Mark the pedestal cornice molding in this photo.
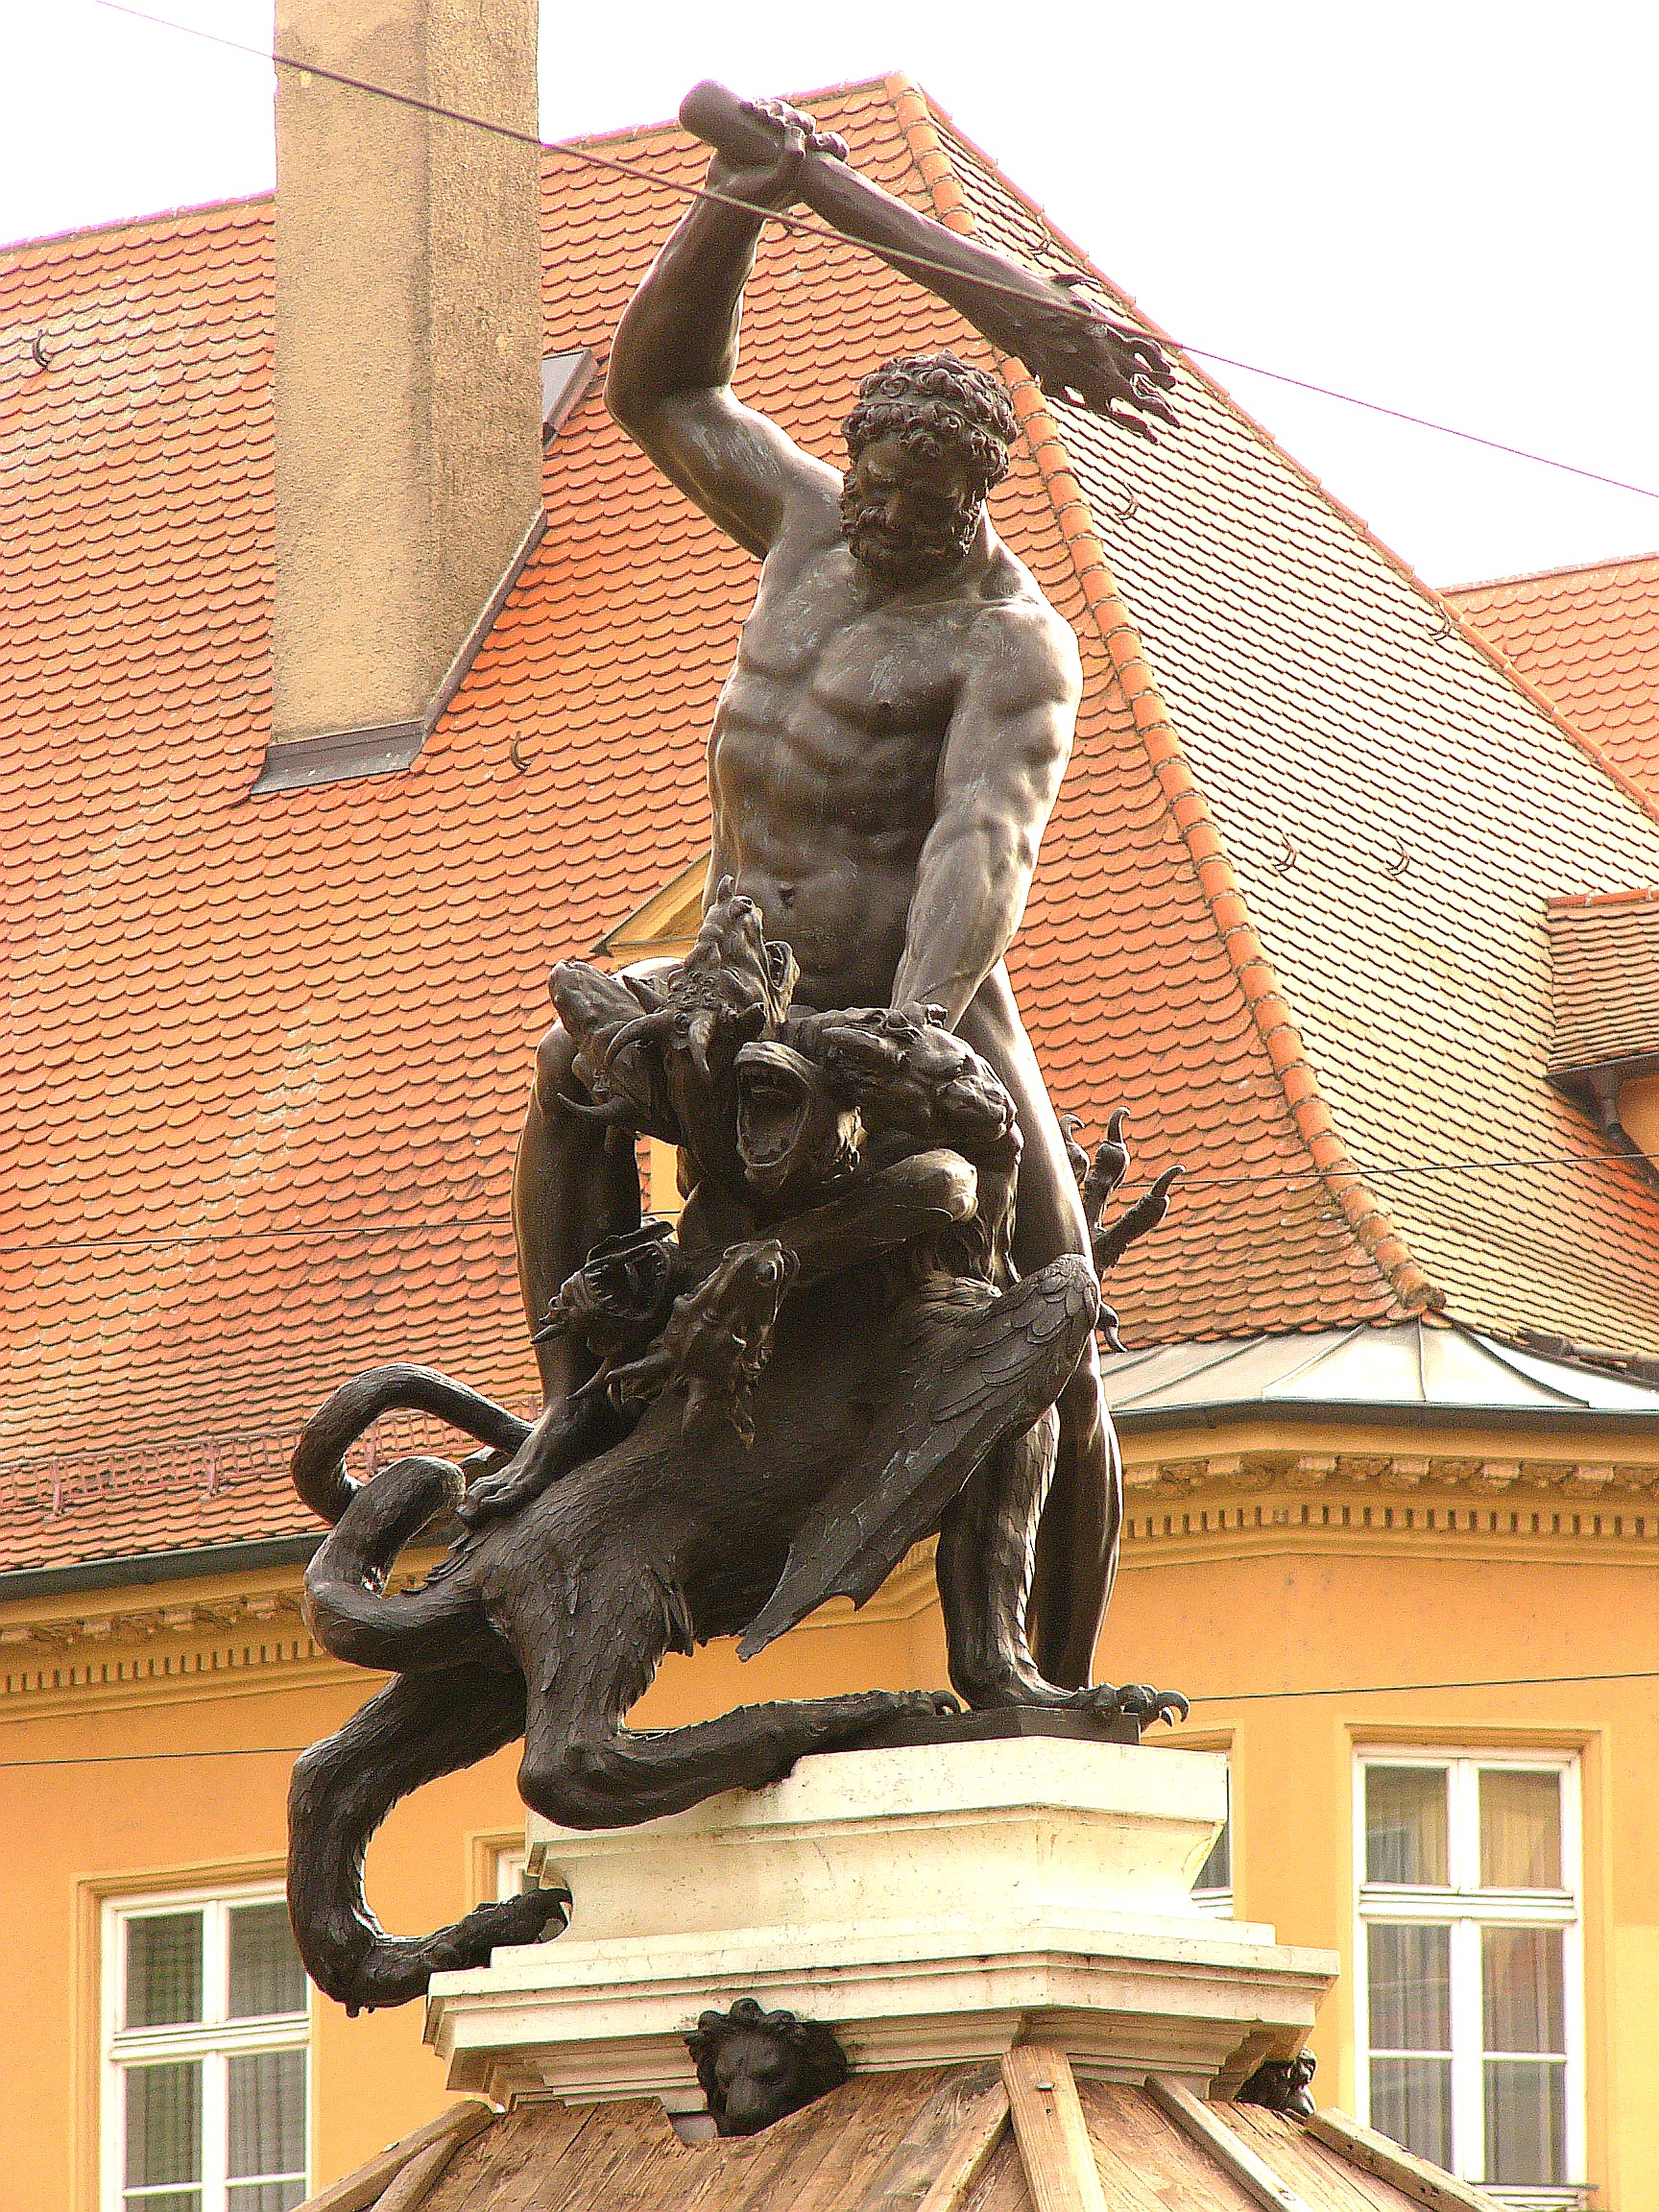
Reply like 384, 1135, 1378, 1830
425, 1739, 1336, 2113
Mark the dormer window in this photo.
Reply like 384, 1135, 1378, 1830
1546, 889, 1659, 1167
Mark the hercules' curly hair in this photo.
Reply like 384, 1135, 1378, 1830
843, 353, 1019, 504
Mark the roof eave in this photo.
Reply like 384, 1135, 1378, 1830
1111, 1395, 1659, 1439
0, 1531, 321, 1605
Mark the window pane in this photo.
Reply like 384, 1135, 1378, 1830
124, 2197, 201, 2212
125, 2060, 201, 2187
1480, 1769, 1562, 1889
1485, 2057, 1567, 2184
228, 2186, 306, 2212
125, 1913, 204, 2029
228, 2050, 306, 2182
1369, 2056, 1453, 2168
1365, 1767, 1449, 1885
228, 1904, 308, 2019
1368, 1923, 1451, 2051
1194, 1814, 1231, 1893
1483, 1926, 1565, 2054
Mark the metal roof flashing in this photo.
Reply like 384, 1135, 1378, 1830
1103, 1319, 1659, 1429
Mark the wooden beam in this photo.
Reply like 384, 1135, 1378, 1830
1001, 2045, 1107, 2212
1303, 2108, 1505, 2211
849, 2065, 1010, 2212
914, 2081, 1012, 2212
1144, 2077, 1317, 2212
374, 2133, 469, 2212
295, 2100, 497, 2212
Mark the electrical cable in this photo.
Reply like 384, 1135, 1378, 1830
84, 0, 1659, 505
2, 1150, 1652, 1256
2, 1665, 1657, 1767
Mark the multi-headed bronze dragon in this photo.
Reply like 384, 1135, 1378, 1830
285, 895, 1181, 2012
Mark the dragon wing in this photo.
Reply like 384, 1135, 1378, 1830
736, 1254, 1099, 1659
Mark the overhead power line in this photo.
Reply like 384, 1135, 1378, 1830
1, 1664, 1655, 1769
2, 1148, 1652, 1256
85, 0, 1659, 506
6, 1150, 1654, 1256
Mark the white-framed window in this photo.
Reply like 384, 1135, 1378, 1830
494, 1845, 528, 1902
102, 1885, 309, 2212
1191, 1763, 1233, 1917
1354, 1749, 1586, 2209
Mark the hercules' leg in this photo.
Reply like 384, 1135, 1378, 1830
512, 1019, 643, 1403
287, 1663, 561, 2013
936, 1411, 1057, 1707
957, 965, 1119, 1689
517, 1561, 956, 1831
936, 1415, 1181, 1727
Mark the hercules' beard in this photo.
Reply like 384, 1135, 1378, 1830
838, 475, 980, 587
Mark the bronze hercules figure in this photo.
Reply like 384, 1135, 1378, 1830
283, 90, 1184, 2017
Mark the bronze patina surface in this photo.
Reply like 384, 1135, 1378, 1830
284, 93, 1184, 2018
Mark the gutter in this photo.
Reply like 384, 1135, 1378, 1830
1110, 1396, 1659, 1439
0, 1532, 322, 1605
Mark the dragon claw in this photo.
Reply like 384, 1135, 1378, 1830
1109, 1683, 1190, 1728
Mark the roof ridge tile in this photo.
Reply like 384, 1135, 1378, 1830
1447, 549, 1659, 599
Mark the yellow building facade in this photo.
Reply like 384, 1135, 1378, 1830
7, 1383, 1659, 2210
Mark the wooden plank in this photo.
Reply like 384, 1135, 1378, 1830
1000, 2046, 1107, 2212
843, 2067, 1005, 2212
1221, 2107, 1416, 2212
554, 2100, 694, 2212
374, 2136, 468, 2212
687, 2101, 835, 2212
1144, 2078, 1319, 2212
958, 2133, 1033, 2212
1303, 2109, 1506, 2212
785, 2071, 946, 2212
421, 2104, 594, 2212
662, 2075, 894, 2212
296, 2099, 498, 2212
914, 2081, 1011, 2212
1078, 2082, 1260, 2212
534, 2097, 682, 2212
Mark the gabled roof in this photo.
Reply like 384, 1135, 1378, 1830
1448, 552, 1659, 805
6, 78, 1659, 1579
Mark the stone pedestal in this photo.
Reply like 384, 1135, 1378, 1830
425, 1737, 1336, 2112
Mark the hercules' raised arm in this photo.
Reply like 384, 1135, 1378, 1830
679, 83, 1178, 440
604, 99, 847, 557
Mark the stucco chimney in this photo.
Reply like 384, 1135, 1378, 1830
261, 0, 543, 792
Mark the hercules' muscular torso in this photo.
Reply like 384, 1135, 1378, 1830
516, 95, 1122, 1692
709, 520, 1064, 1012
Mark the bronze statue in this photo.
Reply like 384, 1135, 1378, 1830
283, 94, 1187, 2018
686, 1998, 851, 2136
287, 899, 1180, 2011
514, 90, 1177, 1691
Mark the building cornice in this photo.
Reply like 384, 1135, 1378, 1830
1120, 1440, 1659, 1570
0, 1541, 943, 1707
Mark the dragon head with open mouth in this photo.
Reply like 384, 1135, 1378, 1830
734, 1041, 864, 1200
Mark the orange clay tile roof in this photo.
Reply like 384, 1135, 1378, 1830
6, 78, 1659, 1578
1449, 553, 1659, 805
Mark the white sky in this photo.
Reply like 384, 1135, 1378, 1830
7, 0, 1655, 588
